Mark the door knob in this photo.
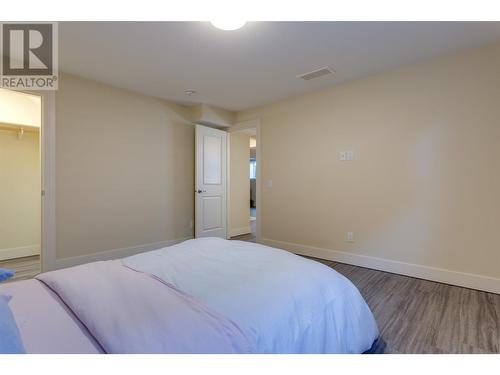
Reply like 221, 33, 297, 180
196, 189, 206, 193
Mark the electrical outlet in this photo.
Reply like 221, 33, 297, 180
347, 231, 354, 242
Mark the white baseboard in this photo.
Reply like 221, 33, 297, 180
229, 226, 252, 237
261, 238, 500, 295
54, 236, 193, 270
0, 245, 40, 261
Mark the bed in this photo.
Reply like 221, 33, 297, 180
0, 237, 379, 354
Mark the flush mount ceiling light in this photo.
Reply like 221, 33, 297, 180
210, 20, 247, 31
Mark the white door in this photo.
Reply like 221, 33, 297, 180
195, 124, 227, 238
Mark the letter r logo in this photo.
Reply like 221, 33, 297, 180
2, 23, 53, 75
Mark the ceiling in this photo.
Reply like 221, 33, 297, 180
59, 22, 500, 111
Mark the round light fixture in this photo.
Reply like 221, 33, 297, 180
210, 20, 247, 31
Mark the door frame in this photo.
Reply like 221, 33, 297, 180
227, 118, 261, 242
1, 89, 56, 272
39, 90, 56, 272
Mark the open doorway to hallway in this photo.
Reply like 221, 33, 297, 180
229, 127, 257, 243
249, 134, 257, 239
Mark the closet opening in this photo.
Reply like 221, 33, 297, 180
0, 88, 42, 281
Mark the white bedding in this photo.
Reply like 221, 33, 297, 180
1, 238, 378, 354
37, 261, 254, 354
124, 237, 379, 353
0, 280, 102, 354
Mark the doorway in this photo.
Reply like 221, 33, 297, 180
0, 89, 42, 280
249, 133, 257, 239
229, 127, 257, 243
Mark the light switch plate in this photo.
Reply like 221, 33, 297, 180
340, 151, 354, 161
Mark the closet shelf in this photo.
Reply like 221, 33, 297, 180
0, 122, 40, 133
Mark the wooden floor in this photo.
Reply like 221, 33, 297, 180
230, 234, 500, 354
0, 255, 40, 282
317, 258, 500, 354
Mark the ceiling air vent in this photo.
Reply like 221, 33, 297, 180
298, 67, 335, 81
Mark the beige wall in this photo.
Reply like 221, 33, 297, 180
192, 104, 235, 128
236, 42, 500, 287
55, 73, 194, 261
0, 130, 40, 259
229, 132, 251, 236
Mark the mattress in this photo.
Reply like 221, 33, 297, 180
0, 279, 102, 354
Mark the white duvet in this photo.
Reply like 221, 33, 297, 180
124, 237, 379, 353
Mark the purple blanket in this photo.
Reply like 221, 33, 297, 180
36, 261, 255, 354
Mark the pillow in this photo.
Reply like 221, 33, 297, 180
0, 295, 26, 354
0, 268, 15, 282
